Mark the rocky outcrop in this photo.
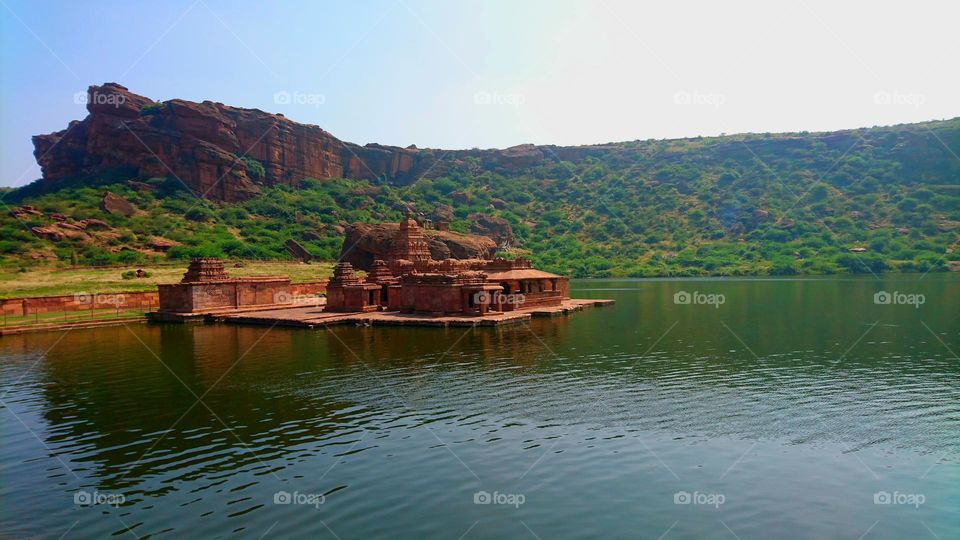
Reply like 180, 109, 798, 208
32, 84, 564, 202
31, 226, 65, 241
339, 222, 497, 270
32, 84, 420, 201
79, 218, 111, 230
10, 205, 44, 220
468, 213, 514, 248
284, 239, 313, 262
148, 237, 180, 251
30, 224, 88, 241
433, 204, 454, 222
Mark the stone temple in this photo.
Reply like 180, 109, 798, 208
326, 215, 569, 316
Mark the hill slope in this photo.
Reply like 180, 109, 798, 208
4, 108, 959, 277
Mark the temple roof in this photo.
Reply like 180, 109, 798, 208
484, 269, 564, 281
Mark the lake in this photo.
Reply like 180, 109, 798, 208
1, 275, 957, 539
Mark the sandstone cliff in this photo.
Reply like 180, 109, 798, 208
33, 84, 588, 202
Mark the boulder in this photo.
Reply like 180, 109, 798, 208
127, 180, 155, 192
31, 226, 64, 241
490, 198, 508, 210
79, 218, 111, 230
148, 236, 180, 251
338, 222, 497, 270
284, 239, 313, 262
100, 191, 135, 216
496, 144, 544, 169
433, 204, 454, 222
11, 205, 44, 219
468, 213, 514, 248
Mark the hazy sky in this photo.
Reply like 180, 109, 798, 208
1, 0, 957, 187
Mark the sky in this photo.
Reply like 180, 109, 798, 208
1, 0, 957, 187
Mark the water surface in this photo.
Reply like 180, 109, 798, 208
1, 275, 958, 538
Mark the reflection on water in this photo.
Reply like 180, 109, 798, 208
0, 275, 957, 538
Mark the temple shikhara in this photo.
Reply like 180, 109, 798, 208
325, 214, 568, 315
154, 214, 608, 326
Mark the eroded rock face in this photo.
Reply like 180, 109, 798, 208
32, 84, 564, 201
339, 222, 497, 270
32, 84, 429, 201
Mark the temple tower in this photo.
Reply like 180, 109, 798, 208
181, 258, 230, 282
389, 214, 432, 265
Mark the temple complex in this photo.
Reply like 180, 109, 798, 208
156, 215, 584, 324
325, 215, 569, 316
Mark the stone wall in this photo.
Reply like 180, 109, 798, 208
0, 281, 328, 318
0, 291, 160, 317
158, 279, 327, 313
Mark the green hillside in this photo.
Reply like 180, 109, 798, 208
3, 119, 959, 277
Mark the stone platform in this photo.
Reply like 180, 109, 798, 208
214, 298, 614, 328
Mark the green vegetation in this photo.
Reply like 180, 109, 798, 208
238, 155, 266, 180
139, 102, 165, 116
3, 119, 959, 278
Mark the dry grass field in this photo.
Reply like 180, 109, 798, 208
0, 261, 334, 299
